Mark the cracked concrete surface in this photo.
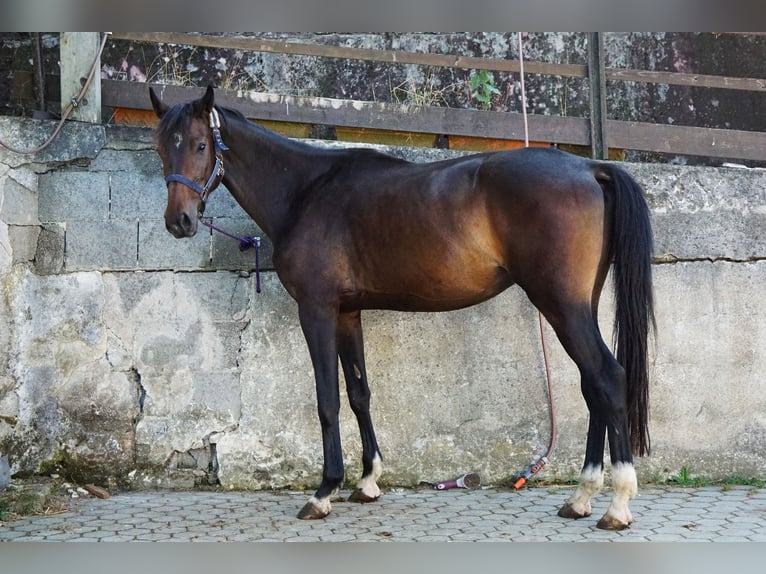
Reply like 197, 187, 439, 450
1, 119, 765, 493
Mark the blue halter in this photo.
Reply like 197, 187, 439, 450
165, 108, 230, 205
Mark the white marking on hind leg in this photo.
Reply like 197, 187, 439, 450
604, 462, 637, 525
356, 452, 383, 499
564, 464, 604, 516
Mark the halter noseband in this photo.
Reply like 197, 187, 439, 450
164, 107, 229, 206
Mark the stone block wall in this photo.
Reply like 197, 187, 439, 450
1, 115, 765, 491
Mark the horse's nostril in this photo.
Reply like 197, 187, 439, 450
166, 221, 183, 238
180, 212, 192, 231
165, 210, 197, 238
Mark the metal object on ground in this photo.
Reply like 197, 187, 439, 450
433, 472, 481, 491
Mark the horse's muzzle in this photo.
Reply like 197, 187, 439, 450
165, 210, 198, 238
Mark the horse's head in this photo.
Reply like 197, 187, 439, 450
150, 85, 226, 238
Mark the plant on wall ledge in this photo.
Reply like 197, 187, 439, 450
469, 69, 501, 110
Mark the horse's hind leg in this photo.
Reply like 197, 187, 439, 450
557, 419, 606, 520
541, 305, 636, 530
337, 311, 383, 503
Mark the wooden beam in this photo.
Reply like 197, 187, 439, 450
110, 32, 588, 78
607, 120, 766, 161
588, 33, 608, 160
103, 80, 591, 145
59, 32, 101, 123
605, 68, 766, 92
104, 81, 766, 161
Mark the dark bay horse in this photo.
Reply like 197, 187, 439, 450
149, 86, 654, 530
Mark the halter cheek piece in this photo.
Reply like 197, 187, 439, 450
164, 107, 230, 208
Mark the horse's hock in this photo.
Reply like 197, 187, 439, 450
1, 116, 766, 490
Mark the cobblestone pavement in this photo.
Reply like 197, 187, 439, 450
2, 484, 766, 542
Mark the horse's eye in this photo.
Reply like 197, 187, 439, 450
197, 142, 207, 152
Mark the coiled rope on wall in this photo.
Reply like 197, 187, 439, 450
0, 32, 110, 155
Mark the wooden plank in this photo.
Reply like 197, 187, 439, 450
607, 120, 766, 161
606, 68, 766, 91
588, 33, 608, 160
110, 32, 588, 78
59, 32, 101, 123
103, 80, 591, 145
105, 81, 766, 161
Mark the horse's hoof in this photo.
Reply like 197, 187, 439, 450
348, 489, 380, 504
557, 501, 591, 520
596, 514, 631, 531
297, 500, 330, 520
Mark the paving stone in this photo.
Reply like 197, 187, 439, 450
3, 485, 766, 542
136, 533, 173, 541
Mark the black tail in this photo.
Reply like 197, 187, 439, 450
602, 164, 655, 457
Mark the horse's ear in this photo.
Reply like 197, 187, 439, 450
192, 85, 216, 117
149, 87, 168, 118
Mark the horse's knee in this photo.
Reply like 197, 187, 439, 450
316, 400, 340, 427
347, 389, 370, 415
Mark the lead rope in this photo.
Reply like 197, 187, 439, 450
513, 32, 557, 489
200, 219, 261, 294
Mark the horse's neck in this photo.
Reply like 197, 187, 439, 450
221, 118, 332, 240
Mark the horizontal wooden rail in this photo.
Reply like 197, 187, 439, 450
104, 80, 766, 160
607, 120, 766, 161
110, 32, 766, 92
110, 32, 585, 78
104, 80, 591, 145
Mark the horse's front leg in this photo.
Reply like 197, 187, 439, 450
337, 310, 383, 503
296, 303, 344, 520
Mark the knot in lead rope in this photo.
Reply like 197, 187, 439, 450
201, 219, 262, 293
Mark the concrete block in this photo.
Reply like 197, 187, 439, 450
101, 271, 250, 373
630, 163, 766, 261
140, 369, 242, 421
165, 272, 251, 322
33, 223, 65, 275
136, 409, 239, 468
65, 220, 137, 271
652, 211, 765, 261
648, 261, 766, 478
110, 171, 167, 219
38, 171, 109, 223
0, 222, 10, 274
137, 218, 211, 270
0, 117, 105, 168
90, 148, 161, 173
8, 225, 41, 264
0, 168, 38, 225
104, 125, 155, 150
